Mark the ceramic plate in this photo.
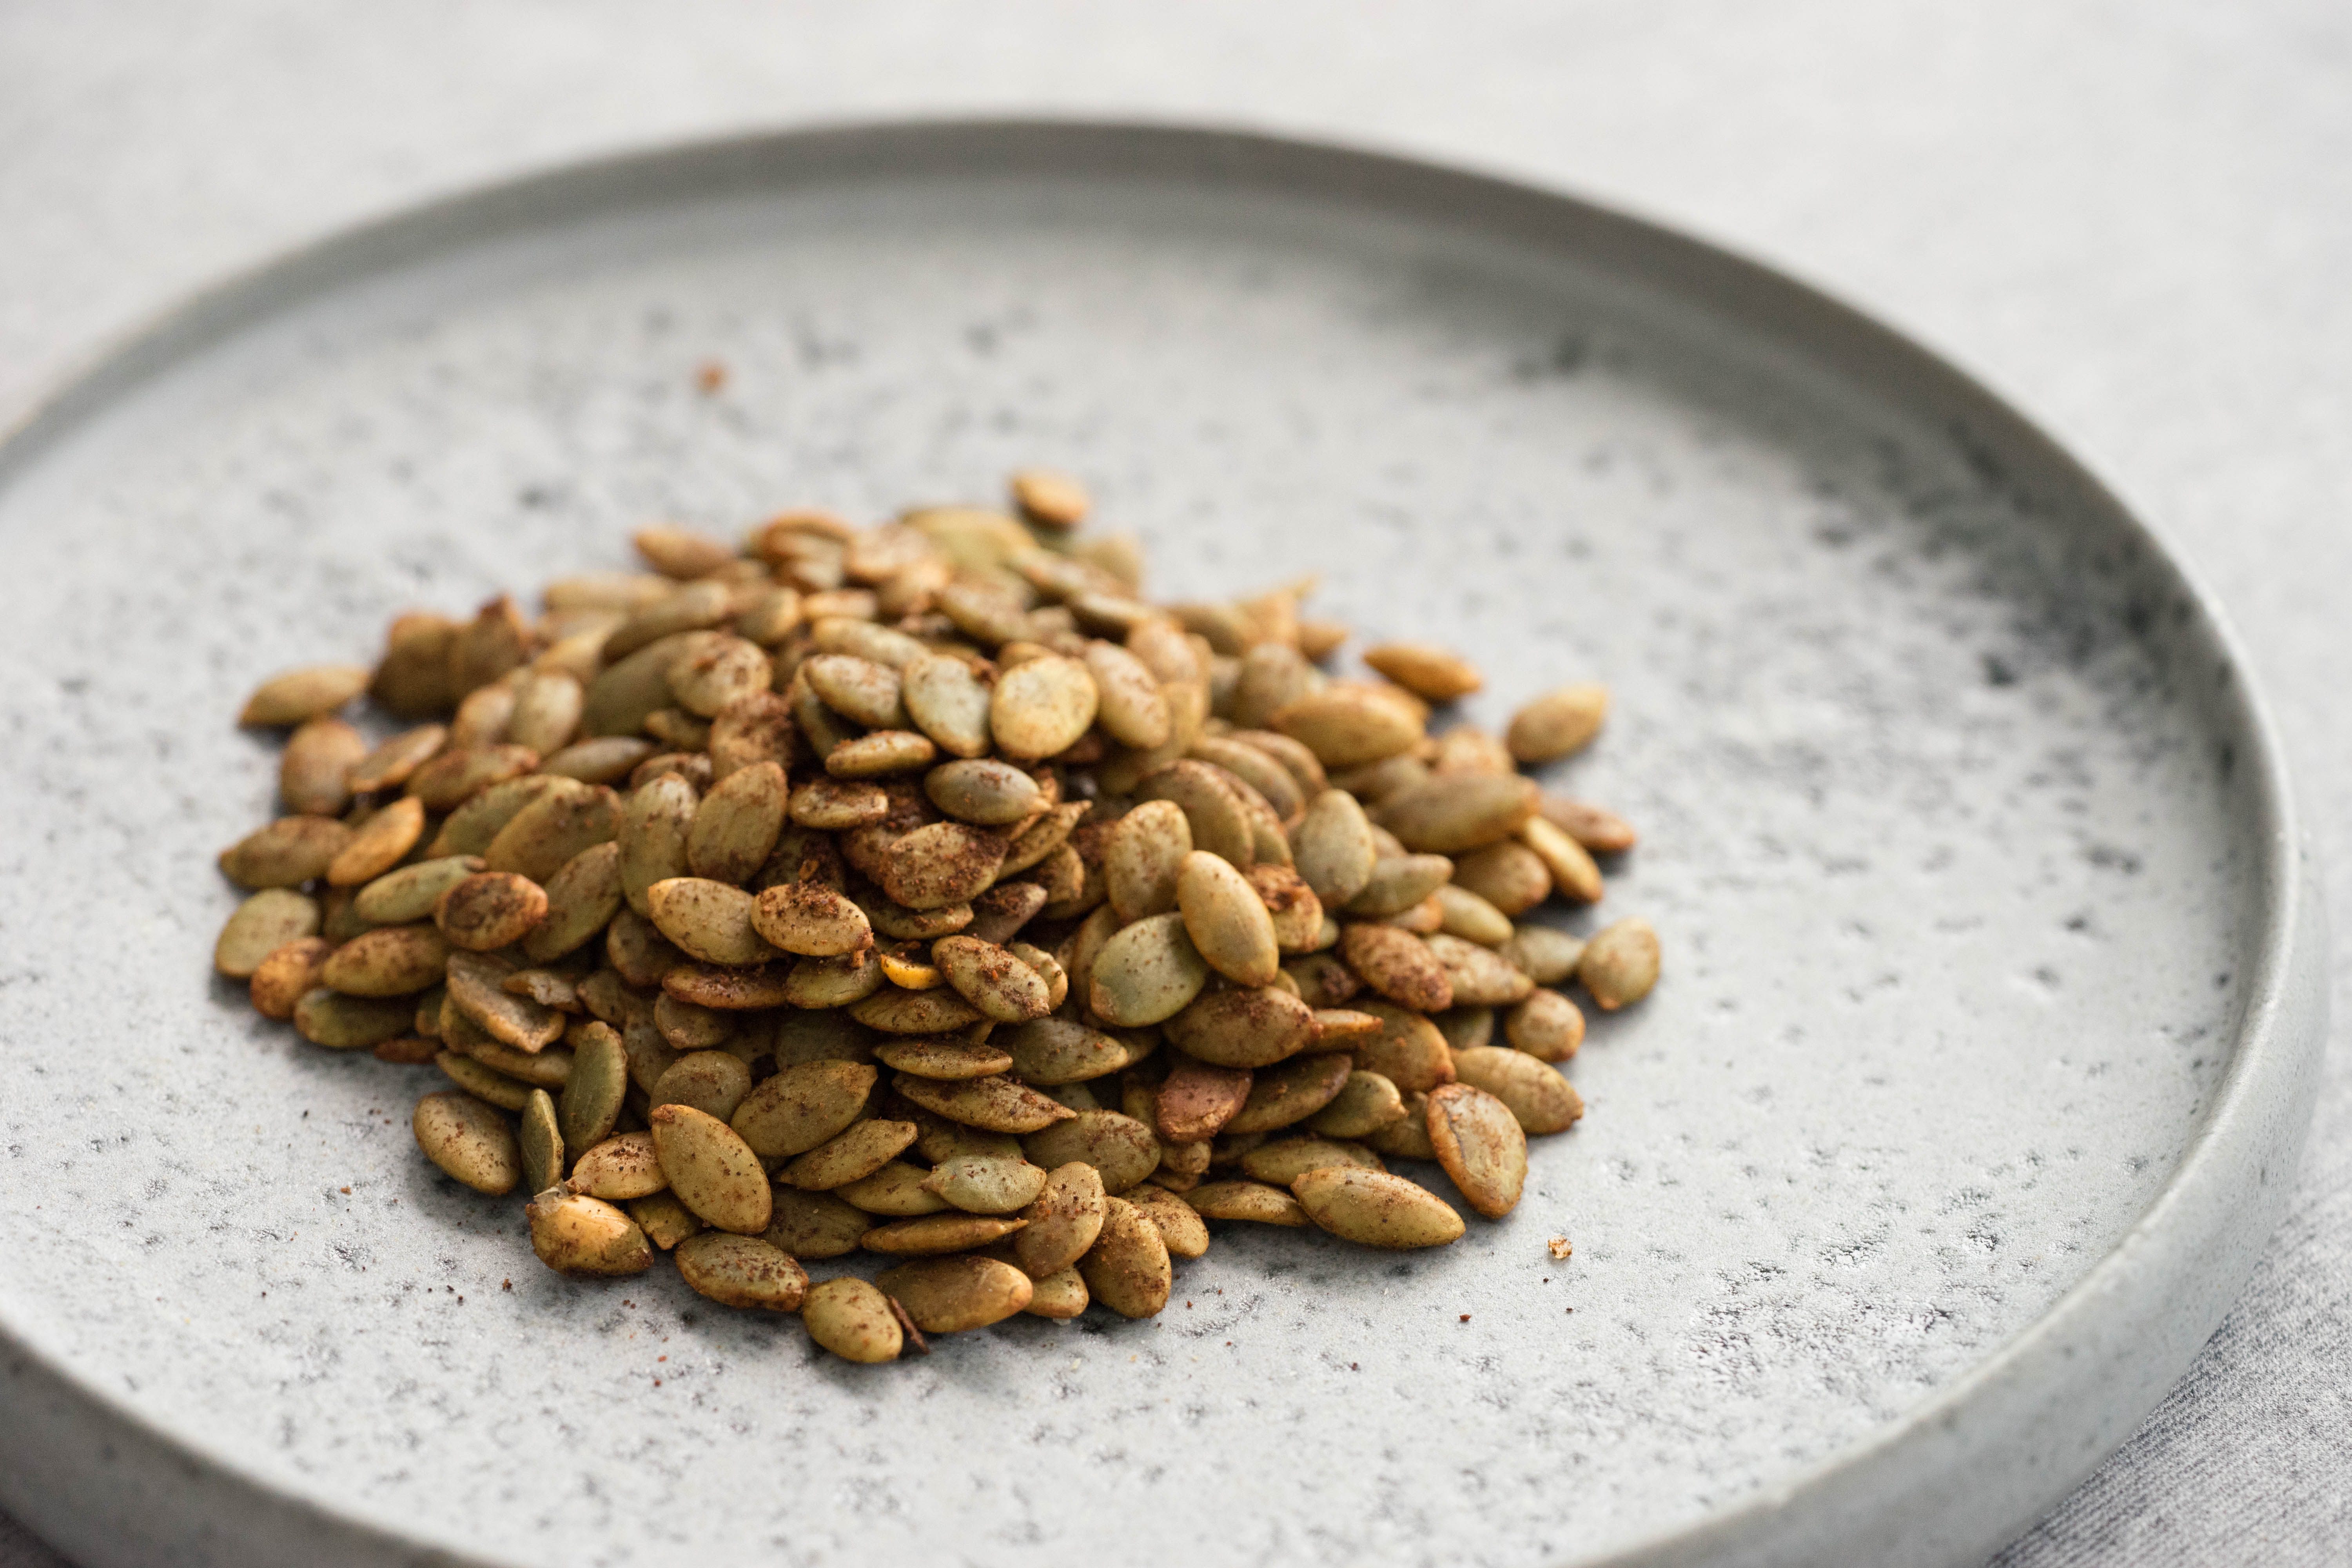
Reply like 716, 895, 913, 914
0, 123, 2323, 1568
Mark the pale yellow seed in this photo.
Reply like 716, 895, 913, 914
1579, 916, 1661, 1009
802, 1277, 902, 1362
1291, 1166, 1464, 1249
1506, 682, 1609, 763
526, 1191, 653, 1277
1425, 1082, 1528, 1219
412, 1091, 520, 1194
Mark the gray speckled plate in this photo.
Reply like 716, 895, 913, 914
0, 123, 2324, 1568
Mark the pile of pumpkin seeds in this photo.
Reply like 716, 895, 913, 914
214, 472, 1661, 1362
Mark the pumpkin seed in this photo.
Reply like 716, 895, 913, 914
873, 1037, 1013, 1080
1578, 916, 1660, 1009
988, 654, 1097, 759
1103, 799, 1190, 922
1348, 1001, 1456, 1094
779, 1117, 918, 1189
893, 653, 989, 759
558, 1021, 628, 1151
1425, 931, 1535, 1007
1156, 1054, 1253, 1142
1362, 642, 1481, 702
924, 759, 1042, 826
749, 881, 873, 957
568, 1129, 668, 1200
995, 1017, 1137, 1085
1269, 686, 1423, 768
649, 1103, 772, 1233
1011, 468, 1088, 528
863, 1210, 1034, 1256
1364, 1091, 1439, 1160
296, 989, 409, 1050
526, 1190, 653, 1276
1449, 1045, 1584, 1134
1124, 1183, 1210, 1259
433, 872, 548, 952
779, 950, 885, 1010
1185, 1180, 1309, 1226
436, 1049, 534, 1111
653, 1050, 753, 1122
501, 669, 583, 757
413, 1091, 521, 1194
874, 821, 1006, 911
214, 889, 320, 978
1500, 924, 1585, 985
350, 856, 478, 926
1082, 640, 1171, 749
1373, 775, 1537, 856
931, 935, 1053, 1023
628, 1190, 704, 1250
1506, 682, 1608, 762
1164, 985, 1315, 1069
1076, 1196, 1171, 1318
347, 724, 448, 794
1241, 1135, 1384, 1186
675, 1232, 808, 1310
1134, 760, 1254, 867
241, 664, 369, 726
1289, 789, 1376, 907
646, 877, 775, 967
1292, 1166, 1464, 1249
703, 689, 795, 782
766, 1189, 874, 1259
837, 1160, 953, 1216
1432, 883, 1514, 947
874, 1255, 1034, 1330
1518, 816, 1604, 903
1223, 1052, 1353, 1135
617, 773, 698, 915
522, 842, 625, 961
539, 736, 657, 785
1339, 923, 1455, 1013
731, 1060, 876, 1158
1425, 1082, 1528, 1219
446, 951, 564, 1051
1304, 1071, 1408, 1138
250, 937, 332, 1019
1087, 911, 1209, 1027
1021, 1266, 1090, 1318
849, 986, 985, 1035
1174, 851, 1280, 985
1343, 855, 1454, 919
220, 815, 355, 889
452, 1026, 573, 1088
1540, 795, 1638, 853
895, 1072, 1074, 1134
1504, 990, 1585, 1062
923, 1156, 1049, 1214
321, 924, 448, 998
279, 717, 367, 817
1011, 1161, 1107, 1275
668, 636, 772, 718
1022, 1110, 1160, 1194
802, 1276, 903, 1361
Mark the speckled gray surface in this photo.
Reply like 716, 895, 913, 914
3, 5, 2348, 1567
0, 130, 2299, 1568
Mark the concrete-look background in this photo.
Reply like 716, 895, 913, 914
1, 3, 2345, 1562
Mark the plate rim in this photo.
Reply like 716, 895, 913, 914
0, 116, 2325, 1568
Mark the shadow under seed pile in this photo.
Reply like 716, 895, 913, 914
210, 469, 1662, 1362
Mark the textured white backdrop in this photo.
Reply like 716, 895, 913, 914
1, 3, 2345, 1562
